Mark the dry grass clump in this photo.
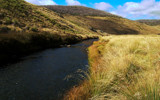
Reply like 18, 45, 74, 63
65, 35, 160, 100
91, 35, 160, 99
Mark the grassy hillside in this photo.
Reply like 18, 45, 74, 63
66, 35, 160, 100
43, 5, 118, 17
44, 6, 160, 35
137, 19, 160, 26
0, 0, 99, 35
64, 15, 160, 35
0, 0, 59, 33
0, 1, 160, 35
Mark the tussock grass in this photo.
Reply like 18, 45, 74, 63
65, 35, 160, 100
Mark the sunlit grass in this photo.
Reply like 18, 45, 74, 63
65, 35, 160, 100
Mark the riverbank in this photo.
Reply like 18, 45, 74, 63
65, 35, 160, 100
0, 32, 98, 67
0, 39, 97, 100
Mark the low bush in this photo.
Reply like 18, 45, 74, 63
4, 17, 13, 25
31, 27, 39, 32
0, 26, 11, 33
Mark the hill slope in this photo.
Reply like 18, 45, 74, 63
64, 15, 160, 34
43, 5, 118, 17
137, 19, 160, 26
0, 0, 98, 35
0, 0, 160, 35
44, 6, 160, 35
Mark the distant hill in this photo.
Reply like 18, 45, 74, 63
43, 5, 119, 17
63, 15, 160, 35
42, 5, 160, 35
137, 20, 160, 26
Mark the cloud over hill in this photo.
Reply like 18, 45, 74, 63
111, 0, 160, 19
25, 0, 57, 5
24, 0, 160, 19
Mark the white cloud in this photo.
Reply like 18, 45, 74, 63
25, 0, 57, 5
94, 2, 112, 11
112, 0, 160, 19
65, 0, 82, 6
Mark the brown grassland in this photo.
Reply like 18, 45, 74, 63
137, 19, 160, 26
65, 35, 160, 100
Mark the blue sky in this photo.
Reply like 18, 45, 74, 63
54, 0, 140, 7
25, 0, 160, 20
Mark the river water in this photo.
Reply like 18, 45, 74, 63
0, 39, 97, 100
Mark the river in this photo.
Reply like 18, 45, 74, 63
0, 39, 97, 100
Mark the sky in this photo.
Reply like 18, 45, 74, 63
25, 0, 160, 20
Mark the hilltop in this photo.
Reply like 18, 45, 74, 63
43, 5, 118, 17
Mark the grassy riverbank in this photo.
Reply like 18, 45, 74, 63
0, 32, 98, 66
65, 35, 160, 100
0, 0, 101, 66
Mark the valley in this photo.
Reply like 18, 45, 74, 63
0, 0, 160, 100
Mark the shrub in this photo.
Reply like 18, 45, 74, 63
0, 21, 2, 24
89, 27, 97, 32
31, 27, 39, 32
12, 19, 19, 26
4, 17, 13, 25
50, 19, 56, 25
0, 26, 11, 33
0, 13, 5, 18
